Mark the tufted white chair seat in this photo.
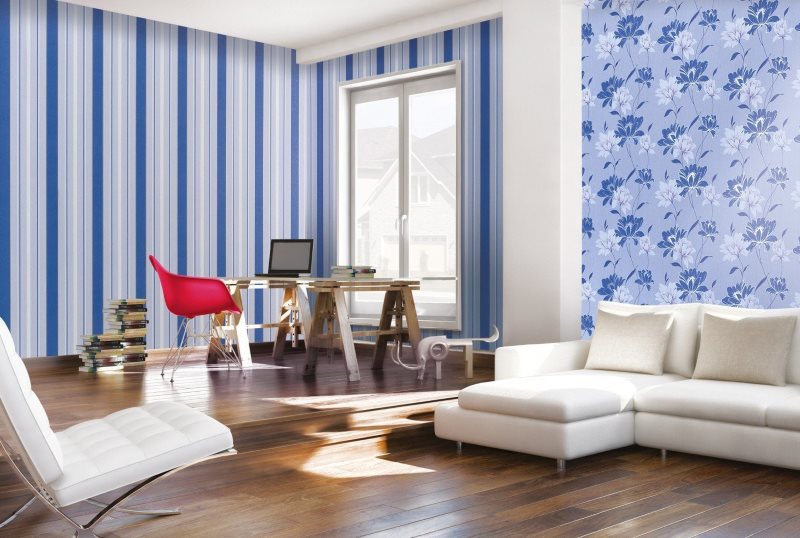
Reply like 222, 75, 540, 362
48, 401, 233, 507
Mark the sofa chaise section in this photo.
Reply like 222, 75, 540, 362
435, 368, 683, 468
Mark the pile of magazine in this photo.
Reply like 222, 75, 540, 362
330, 265, 377, 279
77, 299, 147, 372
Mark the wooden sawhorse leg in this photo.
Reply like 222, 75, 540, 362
230, 287, 253, 367
371, 290, 398, 370
295, 284, 313, 352
303, 289, 361, 381
207, 286, 251, 367
333, 288, 360, 382
371, 286, 422, 372
303, 292, 328, 376
272, 288, 294, 361
400, 286, 422, 359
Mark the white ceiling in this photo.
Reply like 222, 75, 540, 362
62, 0, 483, 50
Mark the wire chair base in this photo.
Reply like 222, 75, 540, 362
161, 315, 244, 382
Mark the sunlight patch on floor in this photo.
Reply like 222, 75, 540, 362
302, 457, 435, 478
187, 363, 292, 370
260, 391, 459, 410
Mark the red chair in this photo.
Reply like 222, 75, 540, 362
150, 255, 243, 381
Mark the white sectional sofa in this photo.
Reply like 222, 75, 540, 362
435, 301, 800, 471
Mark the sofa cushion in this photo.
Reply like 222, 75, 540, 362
634, 379, 800, 427
459, 370, 684, 423
693, 313, 796, 386
585, 309, 673, 375
48, 401, 233, 507
703, 304, 800, 385
766, 396, 800, 431
598, 302, 700, 378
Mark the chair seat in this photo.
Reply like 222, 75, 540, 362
48, 402, 233, 507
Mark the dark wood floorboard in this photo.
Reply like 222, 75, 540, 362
28, 347, 483, 431
3, 350, 800, 536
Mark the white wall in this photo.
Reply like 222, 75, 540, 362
560, 0, 583, 341
502, 0, 582, 345
298, 0, 503, 63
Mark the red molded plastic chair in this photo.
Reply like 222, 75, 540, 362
150, 255, 243, 381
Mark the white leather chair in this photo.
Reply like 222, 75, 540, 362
0, 318, 236, 537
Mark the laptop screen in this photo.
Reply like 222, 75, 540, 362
268, 239, 313, 274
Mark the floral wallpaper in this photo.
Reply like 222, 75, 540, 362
581, 0, 800, 335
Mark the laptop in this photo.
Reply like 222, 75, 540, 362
256, 239, 313, 278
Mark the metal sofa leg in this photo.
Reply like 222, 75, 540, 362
456, 441, 462, 455
556, 459, 566, 472
661, 448, 667, 462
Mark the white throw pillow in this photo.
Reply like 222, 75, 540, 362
693, 313, 797, 386
703, 304, 800, 384
598, 302, 700, 377
585, 309, 674, 375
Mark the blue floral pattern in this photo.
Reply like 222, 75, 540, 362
582, 0, 800, 335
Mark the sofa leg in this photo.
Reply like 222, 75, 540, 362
456, 441, 462, 455
556, 459, 566, 472
661, 449, 667, 462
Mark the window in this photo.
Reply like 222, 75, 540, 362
340, 67, 460, 329
410, 174, 431, 205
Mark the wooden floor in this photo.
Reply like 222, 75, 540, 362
25, 345, 484, 432
5, 349, 800, 537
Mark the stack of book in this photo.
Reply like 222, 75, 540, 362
77, 299, 148, 373
353, 266, 377, 279
77, 334, 146, 372
331, 265, 356, 278
330, 265, 377, 279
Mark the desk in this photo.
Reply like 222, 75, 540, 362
303, 279, 421, 381
216, 277, 421, 381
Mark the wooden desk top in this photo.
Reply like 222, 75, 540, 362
222, 276, 420, 290
222, 276, 311, 286
308, 278, 420, 290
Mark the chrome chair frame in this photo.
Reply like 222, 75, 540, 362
0, 431, 236, 537
0, 378, 236, 537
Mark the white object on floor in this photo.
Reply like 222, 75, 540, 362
436, 301, 800, 472
0, 317, 236, 538
398, 325, 501, 381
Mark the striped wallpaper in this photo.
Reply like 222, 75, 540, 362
0, 0, 502, 357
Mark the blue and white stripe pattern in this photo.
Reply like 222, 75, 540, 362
0, 0, 502, 357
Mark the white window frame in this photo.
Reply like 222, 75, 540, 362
336, 62, 462, 330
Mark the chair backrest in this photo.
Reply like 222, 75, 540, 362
150, 255, 183, 316
149, 255, 241, 318
0, 318, 63, 485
